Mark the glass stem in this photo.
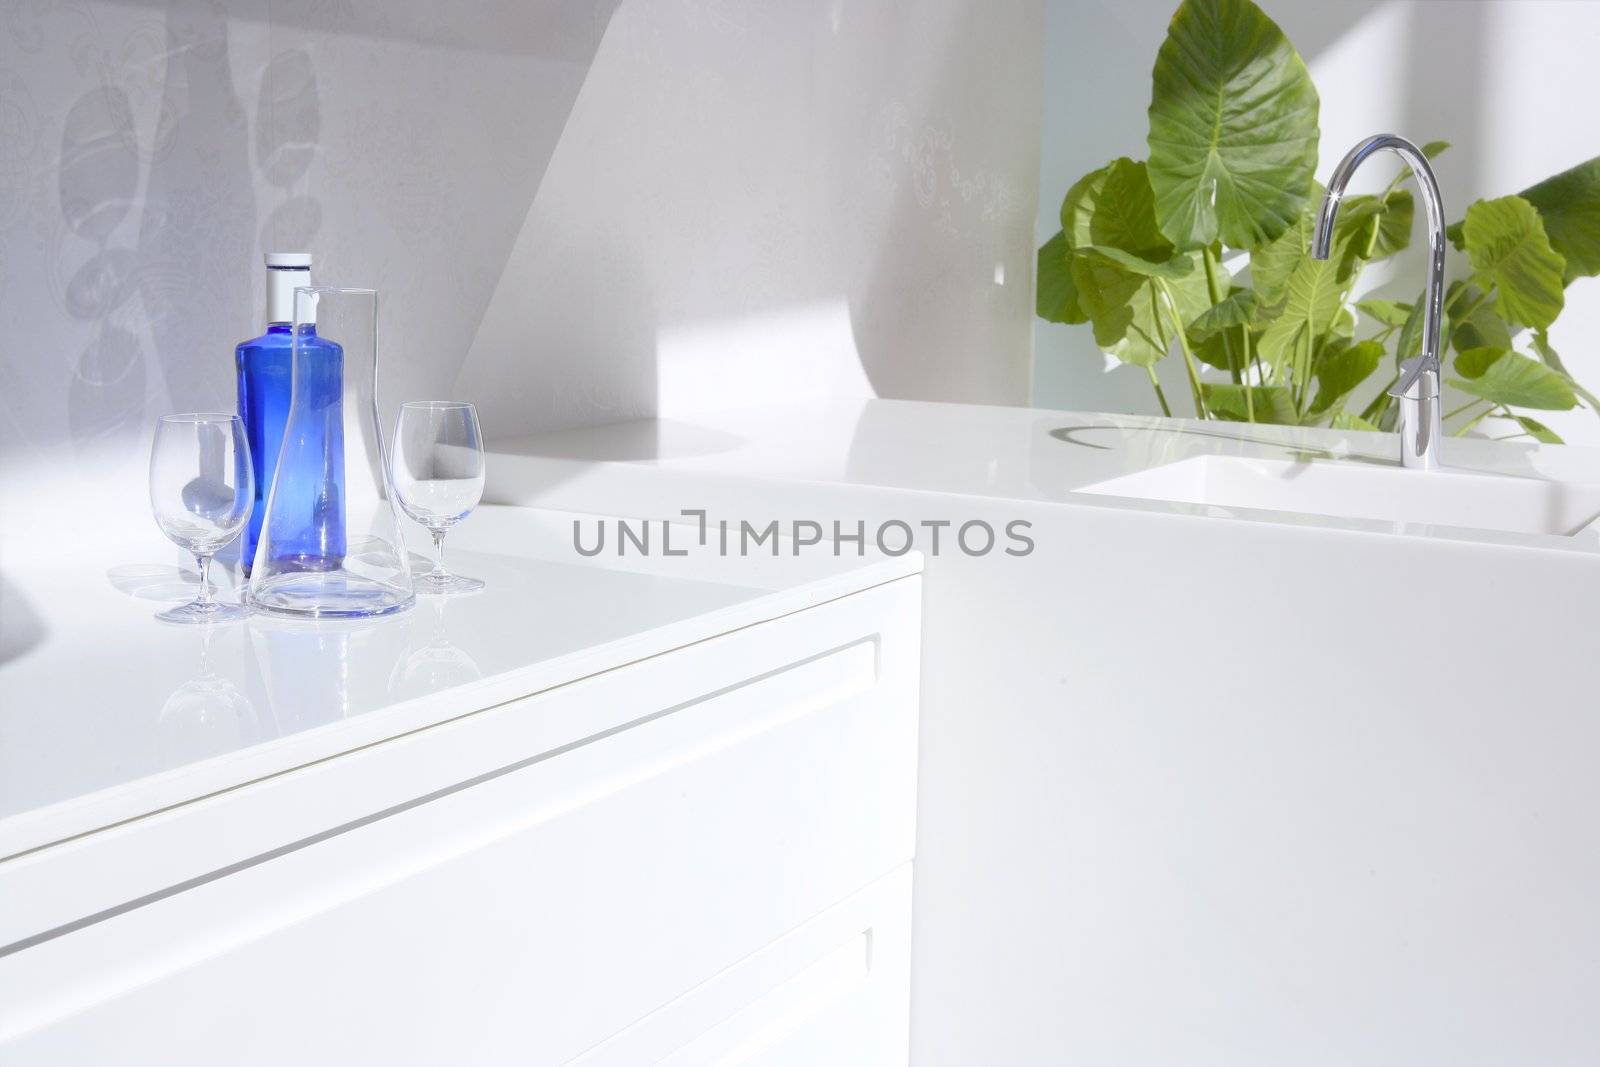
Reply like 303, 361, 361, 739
195, 554, 215, 610
431, 528, 448, 578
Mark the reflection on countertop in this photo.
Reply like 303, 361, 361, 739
487, 398, 1600, 552
0, 505, 917, 859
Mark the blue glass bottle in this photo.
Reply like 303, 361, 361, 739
237, 254, 344, 575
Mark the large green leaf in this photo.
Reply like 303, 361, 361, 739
1449, 351, 1576, 410
1078, 244, 1196, 279
1189, 287, 1257, 372
1452, 345, 1507, 380
1249, 181, 1366, 307
1037, 231, 1085, 324
1355, 298, 1412, 329
1513, 415, 1563, 444
1194, 329, 1252, 373
1307, 339, 1382, 418
1446, 282, 1512, 353
1082, 159, 1173, 260
1462, 195, 1566, 330
1061, 164, 1110, 245
1249, 205, 1312, 307
1189, 287, 1258, 338
1146, 0, 1320, 250
1338, 189, 1414, 261
1255, 253, 1347, 380
1202, 383, 1296, 423
1530, 329, 1600, 415
1047, 160, 1175, 327
1072, 248, 1210, 367
1518, 156, 1600, 283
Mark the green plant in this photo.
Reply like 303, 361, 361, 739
1037, 0, 1600, 442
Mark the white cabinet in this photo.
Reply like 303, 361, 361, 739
0, 511, 921, 1065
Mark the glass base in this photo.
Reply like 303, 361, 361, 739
250, 572, 415, 619
156, 600, 250, 625
414, 572, 485, 596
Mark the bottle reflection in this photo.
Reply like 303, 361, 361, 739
159, 624, 258, 768
388, 595, 481, 700
156, 595, 474, 764
249, 609, 419, 728
248, 617, 354, 731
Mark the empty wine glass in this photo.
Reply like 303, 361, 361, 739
149, 413, 254, 624
390, 401, 485, 595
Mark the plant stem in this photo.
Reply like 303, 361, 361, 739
1452, 402, 1502, 437
1146, 366, 1172, 417
1241, 324, 1255, 422
1201, 246, 1242, 385
1293, 331, 1312, 414
1157, 279, 1209, 420
1148, 284, 1193, 413
1443, 398, 1489, 421
1202, 245, 1224, 303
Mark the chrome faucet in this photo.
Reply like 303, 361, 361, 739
1312, 134, 1446, 470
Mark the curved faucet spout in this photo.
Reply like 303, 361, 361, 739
1311, 134, 1447, 470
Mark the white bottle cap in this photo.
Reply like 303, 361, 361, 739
265, 252, 313, 325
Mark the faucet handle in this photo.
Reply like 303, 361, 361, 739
1389, 356, 1440, 401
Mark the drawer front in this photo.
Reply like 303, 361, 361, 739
578, 863, 912, 1067
0, 577, 920, 1065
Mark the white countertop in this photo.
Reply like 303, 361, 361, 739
487, 398, 1600, 553
0, 505, 919, 859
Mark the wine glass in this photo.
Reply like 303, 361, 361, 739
390, 401, 485, 595
149, 413, 254, 624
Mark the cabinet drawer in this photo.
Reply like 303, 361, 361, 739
0, 577, 920, 1065
580, 863, 913, 1067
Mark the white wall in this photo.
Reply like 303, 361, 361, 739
458, 0, 1042, 437
1035, 0, 1600, 446
0, 0, 1043, 523
0, 0, 614, 522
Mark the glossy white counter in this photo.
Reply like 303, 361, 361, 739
0, 504, 916, 860
1, 502, 923, 1065
485, 399, 1600, 1067
489, 397, 1600, 551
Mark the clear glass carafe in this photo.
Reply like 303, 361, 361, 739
248, 287, 413, 618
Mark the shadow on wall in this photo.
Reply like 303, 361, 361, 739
11, 0, 1038, 478
25, 0, 264, 458
257, 49, 323, 253
456, 0, 1042, 451
90, 0, 616, 61
1, 0, 619, 476
58, 82, 147, 450
0, 574, 46, 668
851, 1, 1040, 407
57, 2, 337, 454
136, 0, 256, 445
53, 5, 323, 455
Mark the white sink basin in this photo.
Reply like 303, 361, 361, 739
1077, 454, 1600, 536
